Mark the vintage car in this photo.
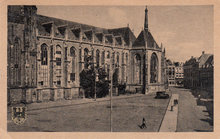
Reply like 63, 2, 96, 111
154, 91, 169, 99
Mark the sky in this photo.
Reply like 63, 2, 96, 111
37, 5, 213, 62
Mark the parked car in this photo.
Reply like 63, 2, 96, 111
154, 91, 169, 99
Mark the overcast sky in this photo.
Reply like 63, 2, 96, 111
37, 5, 213, 62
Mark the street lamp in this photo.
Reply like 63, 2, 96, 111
110, 57, 116, 132
94, 68, 98, 101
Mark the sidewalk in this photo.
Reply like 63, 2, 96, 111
170, 87, 213, 132
8, 93, 145, 112
159, 94, 179, 132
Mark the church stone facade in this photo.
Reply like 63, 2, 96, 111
7, 6, 166, 103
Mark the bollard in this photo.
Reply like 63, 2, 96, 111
171, 105, 173, 111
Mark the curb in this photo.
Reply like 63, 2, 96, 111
8, 94, 146, 112
157, 90, 172, 132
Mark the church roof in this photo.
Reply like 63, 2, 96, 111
132, 29, 160, 49
108, 27, 136, 46
37, 15, 136, 46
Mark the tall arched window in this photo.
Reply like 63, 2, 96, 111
56, 45, 62, 66
41, 43, 48, 65
84, 48, 89, 69
112, 52, 115, 66
122, 53, 125, 82
70, 46, 75, 57
122, 53, 124, 65
14, 37, 21, 85
96, 49, 100, 67
101, 51, 105, 65
116, 52, 120, 67
134, 54, 141, 84
126, 53, 128, 65
150, 53, 158, 83
55, 45, 62, 86
70, 47, 76, 81
40, 43, 49, 86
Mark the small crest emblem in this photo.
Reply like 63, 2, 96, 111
11, 106, 27, 125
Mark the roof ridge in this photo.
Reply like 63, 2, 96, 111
108, 26, 129, 30
37, 14, 107, 30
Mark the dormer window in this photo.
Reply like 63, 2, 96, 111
105, 35, 113, 45
84, 30, 93, 42
58, 26, 66, 36
42, 22, 52, 36
95, 33, 103, 43
55, 25, 67, 38
82, 33, 87, 41
71, 28, 80, 40
115, 36, 122, 46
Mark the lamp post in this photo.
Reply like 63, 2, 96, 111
94, 68, 98, 101
94, 71, 96, 101
110, 63, 113, 132
110, 57, 116, 132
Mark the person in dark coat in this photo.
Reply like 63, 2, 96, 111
139, 118, 147, 129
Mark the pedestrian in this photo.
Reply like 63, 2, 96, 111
140, 118, 147, 129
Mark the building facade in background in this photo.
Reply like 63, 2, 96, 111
183, 51, 213, 94
174, 62, 184, 86
166, 60, 184, 87
166, 59, 175, 86
7, 6, 166, 103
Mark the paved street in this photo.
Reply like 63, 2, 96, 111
171, 87, 213, 132
8, 93, 170, 132
7, 87, 213, 132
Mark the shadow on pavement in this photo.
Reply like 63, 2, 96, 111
200, 118, 213, 126
197, 99, 213, 116
196, 99, 214, 127
194, 129, 213, 132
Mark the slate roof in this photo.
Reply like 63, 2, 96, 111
184, 57, 198, 66
204, 55, 213, 67
198, 53, 213, 68
108, 27, 136, 46
132, 29, 160, 48
36, 15, 136, 46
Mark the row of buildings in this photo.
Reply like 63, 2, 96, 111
166, 60, 184, 86
165, 50, 213, 92
7, 6, 167, 103
183, 51, 213, 93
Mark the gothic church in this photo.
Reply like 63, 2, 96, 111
8, 6, 166, 103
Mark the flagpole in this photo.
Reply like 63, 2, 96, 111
110, 55, 113, 132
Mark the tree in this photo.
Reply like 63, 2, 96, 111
113, 68, 119, 87
80, 57, 109, 98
